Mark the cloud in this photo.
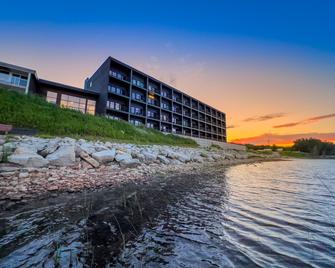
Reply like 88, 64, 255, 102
274, 113, 335, 128
244, 113, 286, 122
227, 125, 238, 129
231, 132, 335, 145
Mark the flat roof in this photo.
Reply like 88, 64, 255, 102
0, 61, 37, 74
39, 79, 99, 97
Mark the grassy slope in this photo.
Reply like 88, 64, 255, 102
0, 89, 197, 146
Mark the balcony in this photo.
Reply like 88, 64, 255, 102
161, 91, 172, 99
109, 70, 129, 82
148, 84, 160, 94
161, 103, 171, 111
106, 101, 128, 112
172, 107, 182, 114
147, 98, 159, 107
130, 106, 145, 116
147, 110, 159, 120
183, 111, 191, 117
131, 92, 146, 102
108, 85, 127, 97
172, 95, 182, 103
132, 79, 145, 89
172, 118, 182, 125
0, 72, 28, 88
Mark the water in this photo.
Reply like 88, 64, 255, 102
0, 159, 335, 267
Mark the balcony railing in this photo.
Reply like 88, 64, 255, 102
131, 93, 145, 102
106, 101, 128, 112
148, 85, 160, 94
172, 96, 182, 103
148, 99, 159, 106
132, 79, 145, 88
147, 112, 159, 120
130, 107, 144, 116
172, 107, 182, 114
183, 111, 191, 117
161, 91, 172, 99
109, 70, 129, 82
161, 103, 171, 110
0, 72, 27, 88
108, 85, 127, 96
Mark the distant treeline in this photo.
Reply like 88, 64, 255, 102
246, 138, 335, 156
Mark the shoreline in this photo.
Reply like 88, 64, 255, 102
0, 157, 283, 211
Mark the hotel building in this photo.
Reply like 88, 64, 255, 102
0, 57, 226, 142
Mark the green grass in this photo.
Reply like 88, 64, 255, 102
0, 89, 197, 147
279, 151, 310, 158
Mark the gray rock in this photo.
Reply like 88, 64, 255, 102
79, 151, 100, 168
8, 153, 49, 168
141, 151, 157, 162
170, 159, 182, 165
77, 143, 96, 155
3, 142, 17, 154
119, 158, 140, 168
46, 145, 75, 166
115, 152, 132, 162
0, 139, 5, 145
200, 151, 208, 158
157, 155, 170, 165
39, 139, 60, 157
92, 149, 116, 163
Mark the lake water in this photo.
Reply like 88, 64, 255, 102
1, 159, 335, 267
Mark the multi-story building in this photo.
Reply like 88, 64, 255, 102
0, 57, 226, 142
85, 57, 226, 142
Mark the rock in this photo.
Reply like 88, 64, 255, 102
157, 155, 170, 165
119, 158, 140, 168
115, 152, 132, 162
92, 149, 116, 163
39, 139, 60, 157
17, 185, 28, 192
0, 139, 5, 145
8, 153, 49, 168
3, 142, 17, 154
77, 143, 96, 155
192, 156, 204, 163
170, 159, 182, 165
0, 151, 3, 161
79, 151, 100, 168
48, 185, 59, 191
19, 172, 29, 179
46, 145, 75, 166
200, 151, 208, 158
141, 151, 157, 162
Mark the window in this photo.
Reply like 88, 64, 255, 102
46, 91, 58, 104
60, 94, 87, 113
87, 100, 96, 115
0, 70, 10, 83
130, 106, 143, 115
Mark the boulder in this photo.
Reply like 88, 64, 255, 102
46, 145, 75, 166
79, 151, 100, 168
119, 158, 140, 168
8, 153, 49, 168
3, 142, 17, 154
115, 152, 132, 163
0, 139, 5, 145
141, 151, 157, 162
77, 143, 96, 155
39, 139, 60, 157
157, 155, 170, 165
91, 149, 116, 163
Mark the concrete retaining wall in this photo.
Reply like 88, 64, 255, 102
177, 135, 246, 151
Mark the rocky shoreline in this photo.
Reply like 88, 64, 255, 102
0, 135, 279, 210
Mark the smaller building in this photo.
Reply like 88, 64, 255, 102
0, 61, 38, 95
0, 61, 99, 116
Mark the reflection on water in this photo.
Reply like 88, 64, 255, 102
1, 160, 335, 267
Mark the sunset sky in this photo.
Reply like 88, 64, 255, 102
1, 1, 334, 145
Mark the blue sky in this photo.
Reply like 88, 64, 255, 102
1, 0, 335, 144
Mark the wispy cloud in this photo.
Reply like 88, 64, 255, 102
227, 125, 238, 129
244, 113, 286, 122
273, 113, 335, 128
232, 132, 335, 145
